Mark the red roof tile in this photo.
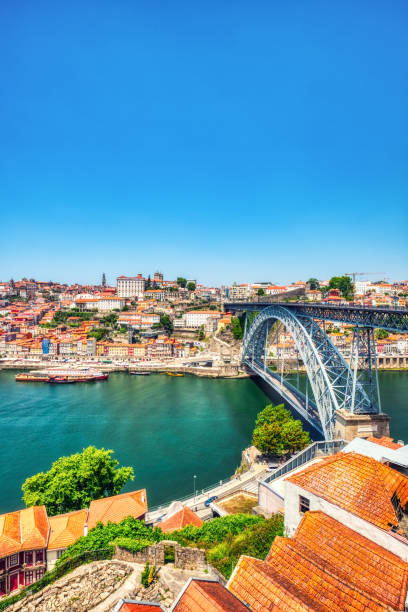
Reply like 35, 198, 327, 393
287, 451, 408, 531
159, 507, 203, 533
87, 490, 147, 529
229, 554, 389, 611
48, 509, 87, 550
267, 511, 408, 610
0, 506, 49, 557
366, 436, 404, 450
174, 579, 248, 611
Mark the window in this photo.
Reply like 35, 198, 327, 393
35, 568, 44, 580
35, 550, 44, 563
299, 495, 310, 514
25, 571, 34, 586
56, 549, 65, 559
9, 554, 18, 567
25, 551, 33, 565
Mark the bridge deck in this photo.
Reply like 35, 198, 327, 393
225, 301, 408, 333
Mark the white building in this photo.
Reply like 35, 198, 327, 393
97, 297, 126, 311
183, 311, 220, 328
117, 275, 145, 299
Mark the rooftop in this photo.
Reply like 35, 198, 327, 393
159, 507, 202, 533
287, 451, 408, 533
48, 509, 87, 551
0, 506, 49, 557
87, 489, 147, 529
174, 578, 248, 611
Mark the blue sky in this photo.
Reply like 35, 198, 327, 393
1, 0, 407, 286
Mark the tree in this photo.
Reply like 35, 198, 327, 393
253, 422, 285, 455
231, 317, 243, 340
255, 404, 291, 428
252, 403, 310, 457
102, 273, 106, 287
198, 326, 205, 341
376, 328, 389, 340
281, 420, 310, 454
177, 277, 187, 288
122, 305, 129, 311
146, 275, 151, 289
160, 314, 174, 334
307, 278, 320, 290
257, 288, 265, 296
328, 276, 353, 300
22, 446, 134, 516
101, 313, 118, 327
187, 282, 196, 291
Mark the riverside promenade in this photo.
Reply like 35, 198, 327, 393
145, 461, 269, 524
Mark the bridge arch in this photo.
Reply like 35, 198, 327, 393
242, 305, 372, 439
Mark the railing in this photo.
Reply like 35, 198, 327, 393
260, 439, 346, 486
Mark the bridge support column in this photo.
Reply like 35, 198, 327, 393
334, 409, 390, 442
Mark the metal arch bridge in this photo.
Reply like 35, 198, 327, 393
224, 301, 408, 440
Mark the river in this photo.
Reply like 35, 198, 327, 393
0, 370, 407, 514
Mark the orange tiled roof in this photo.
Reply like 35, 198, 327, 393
159, 507, 203, 533
228, 554, 389, 611
287, 451, 408, 531
366, 435, 404, 450
175, 579, 248, 611
48, 509, 87, 550
0, 506, 49, 557
117, 603, 163, 612
267, 511, 408, 610
87, 490, 147, 529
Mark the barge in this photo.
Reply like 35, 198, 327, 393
16, 369, 109, 384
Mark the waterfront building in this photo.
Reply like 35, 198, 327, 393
117, 275, 145, 299
0, 506, 48, 596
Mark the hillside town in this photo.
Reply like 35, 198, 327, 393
0, 274, 407, 373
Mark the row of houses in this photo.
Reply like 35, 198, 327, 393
0, 490, 148, 597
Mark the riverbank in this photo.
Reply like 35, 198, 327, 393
0, 358, 250, 379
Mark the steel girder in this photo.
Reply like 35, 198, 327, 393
225, 301, 408, 333
242, 305, 372, 440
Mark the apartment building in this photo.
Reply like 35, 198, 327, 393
117, 275, 145, 299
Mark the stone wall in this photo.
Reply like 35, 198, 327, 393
114, 540, 207, 571
7, 560, 131, 612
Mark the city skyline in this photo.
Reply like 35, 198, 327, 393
1, 0, 407, 284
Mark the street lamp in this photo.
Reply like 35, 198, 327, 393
193, 475, 197, 505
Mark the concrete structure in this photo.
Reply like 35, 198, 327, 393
334, 408, 390, 441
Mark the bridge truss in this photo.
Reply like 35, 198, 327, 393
242, 305, 379, 440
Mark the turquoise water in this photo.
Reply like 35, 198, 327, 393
0, 370, 407, 514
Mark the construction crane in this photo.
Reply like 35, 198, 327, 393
344, 272, 387, 300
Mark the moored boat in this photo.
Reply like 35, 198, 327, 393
16, 369, 109, 383
166, 372, 184, 377
129, 371, 151, 376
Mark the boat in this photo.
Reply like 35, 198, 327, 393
16, 369, 109, 384
166, 372, 184, 377
129, 371, 151, 376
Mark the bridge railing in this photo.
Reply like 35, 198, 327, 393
260, 439, 346, 486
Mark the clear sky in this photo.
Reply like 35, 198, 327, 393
1, 1, 407, 286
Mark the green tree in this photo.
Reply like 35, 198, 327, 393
252, 404, 310, 456
122, 305, 129, 311
328, 276, 353, 299
281, 420, 310, 454
187, 282, 196, 291
231, 317, 243, 340
177, 277, 187, 288
253, 422, 285, 455
160, 314, 174, 334
257, 288, 265, 296
101, 313, 118, 327
376, 328, 389, 340
198, 326, 205, 341
22, 446, 134, 516
307, 278, 320, 290
255, 404, 290, 428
